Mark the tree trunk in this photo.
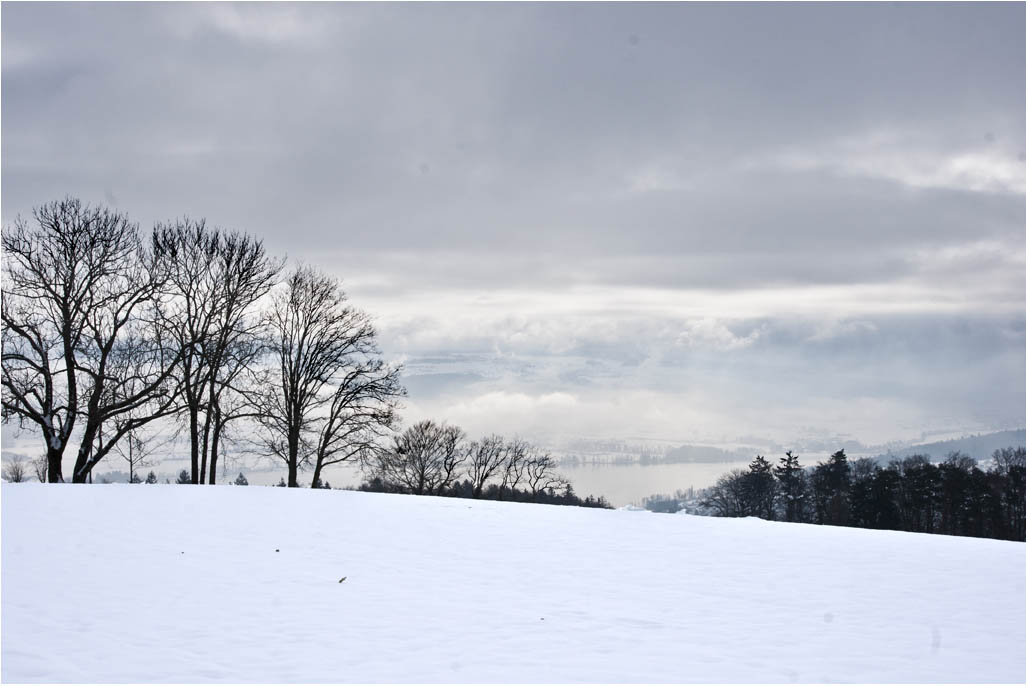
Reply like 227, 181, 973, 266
200, 376, 219, 484
189, 405, 200, 484
71, 424, 100, 483
311, 461, 323, 489
208, 408, 222, 486
46, 444, 64, 483
199, 410, 211, 485
287, 427, 300, 487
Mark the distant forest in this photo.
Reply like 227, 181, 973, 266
683, 447, 1026, 542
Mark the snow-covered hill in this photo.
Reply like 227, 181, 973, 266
1, 483, 1024, 683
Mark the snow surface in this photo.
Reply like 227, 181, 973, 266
2, 483, 1024, 683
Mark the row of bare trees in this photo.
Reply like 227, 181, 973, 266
364, 420, 566, 500
2, 197, 404, 486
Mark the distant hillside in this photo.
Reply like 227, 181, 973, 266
872, 429, 1026, 465
660, 429, 1027, 466
660, 444, 751, 463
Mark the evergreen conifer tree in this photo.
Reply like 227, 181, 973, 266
774, 451, 806, 522
823, 449, 851, 525
744, 455, 777, 519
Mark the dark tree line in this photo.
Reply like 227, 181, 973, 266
2, 198, 405, 485
701, 447, 1026, 541
358, 475, 612, 508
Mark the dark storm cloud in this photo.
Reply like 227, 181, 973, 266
2, 2, 1024, 443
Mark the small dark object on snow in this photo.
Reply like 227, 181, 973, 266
339, 576, 347, 583
275, 549, 280, 552
540, 617, 544, 620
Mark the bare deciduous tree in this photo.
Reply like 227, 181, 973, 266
368, 420, 465, 495
992, 446, 1026, 471
3, 199, 116, 481
2, 198, 180, 482
258, 266, 403, 487
701, 469, 750, 517
500, 438, 532, 493
524, 451, 566, 499
2, 459, 27, 483
71, 304, 182, 483
112, 425, 172, 484
466, 434, 509, 498
310, 355, 403, 489
499, 438, 566, 497
152, 220, 281, 484
32, 454, 48, 483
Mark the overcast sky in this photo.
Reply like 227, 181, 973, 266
2, 2, 1024, 448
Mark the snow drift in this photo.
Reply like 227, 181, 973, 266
2, 483, 1024, 683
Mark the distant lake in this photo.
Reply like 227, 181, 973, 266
556, 461, 753, 506
228, 459, 751, 508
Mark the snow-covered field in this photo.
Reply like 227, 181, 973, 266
1, 483, 1024, 683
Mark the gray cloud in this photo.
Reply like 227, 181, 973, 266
2, 2, 1024, 445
